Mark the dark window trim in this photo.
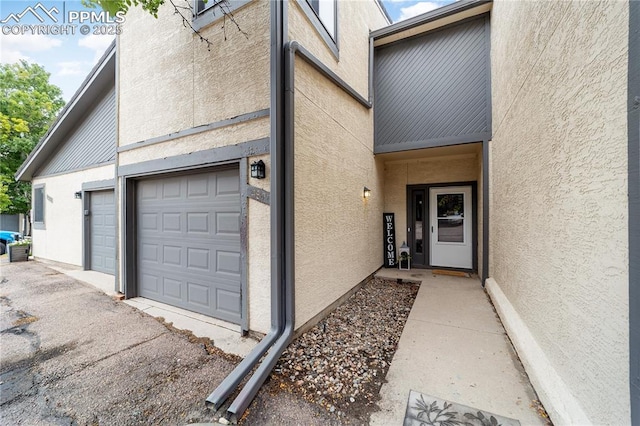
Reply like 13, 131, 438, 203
295, 0, 339, 60
192, 0, 252, 32
33, 184, 45, 230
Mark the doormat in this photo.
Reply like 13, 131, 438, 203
404, 390, 521, 426
432, 269, 470, 278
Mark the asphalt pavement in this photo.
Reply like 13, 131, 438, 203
0, 261, 341, 425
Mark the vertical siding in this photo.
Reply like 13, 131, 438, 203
36, 86, 116, 176
0, 214, 20, 232
374, 15, 490, 153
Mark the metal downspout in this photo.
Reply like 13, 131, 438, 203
225, 40, 373, 421
208, 12, 375, 420
224, 34, 297, 425
204, 0, 286, 412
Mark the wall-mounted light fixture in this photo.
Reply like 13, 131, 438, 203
363, 187, 371, 199
250, 160, 266, 179
74, 191, 82, 199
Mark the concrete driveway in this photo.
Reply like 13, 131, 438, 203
0, 261, 338, 425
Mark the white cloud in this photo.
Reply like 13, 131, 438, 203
78, 34, 114, 63
398, 2, 441, 20
0, 33, 61, 64
57, 61, 89, 76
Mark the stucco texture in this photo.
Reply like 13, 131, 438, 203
288, 0, 388, 96
117, 117, 269, 166
248, 197, 270, 334
117, 0, 269, 147
289, 1, 388, 329
489, 1, 629, 424
31, 165, 115, 266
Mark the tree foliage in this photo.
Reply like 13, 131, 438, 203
82, 0, 165, 17
0, 61, 64, 215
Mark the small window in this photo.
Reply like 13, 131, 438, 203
307, 0, 336, 40
196, 0, 220, 14
298, 0, 338, 58
33, 185, 45, 228
193, 0, 251, 31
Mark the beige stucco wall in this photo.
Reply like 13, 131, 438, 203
32, 165, 115, 266
489, 1, 629, 424
290, 1, 388, 329
116, 0, 272, 332
118, 0, 270, 148
383, 151, 481, 271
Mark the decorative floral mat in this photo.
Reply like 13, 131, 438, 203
404, 390, 521, 426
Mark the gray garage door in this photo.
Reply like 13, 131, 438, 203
136, 168, 242, 323
90, 190, 116, 275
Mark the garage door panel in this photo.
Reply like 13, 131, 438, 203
162, 213, 182, 232
217, 289, 240, 313
187, 212, 210, 233
137, 169, 242, 322
216, 250, 241, 276
90, 189, 116, 275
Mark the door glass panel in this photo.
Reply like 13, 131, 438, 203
437, 194, 464, 243
415, 193, 423, 254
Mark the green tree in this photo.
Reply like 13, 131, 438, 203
0, 60, 65, 221
82, 0, 165, 17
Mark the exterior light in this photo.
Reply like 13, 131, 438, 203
74, 191, 82, 199
363, 187, 371, 199
250, 160, 266, 179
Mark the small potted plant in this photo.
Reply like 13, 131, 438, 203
8, 239, 31, 262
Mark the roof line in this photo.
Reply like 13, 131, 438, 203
374, 0, 392, 25
15, 40, 116, 181
371, 0, 492, 40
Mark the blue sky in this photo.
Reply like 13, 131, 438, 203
0, 1, 454, 101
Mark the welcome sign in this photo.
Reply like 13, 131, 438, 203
383, 213, 397, 268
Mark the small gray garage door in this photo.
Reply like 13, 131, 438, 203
137, 168, 242, 323
90, 190, 116, 275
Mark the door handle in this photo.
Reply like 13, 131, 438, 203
431, 226, 433, 233
408, 227, 411, 233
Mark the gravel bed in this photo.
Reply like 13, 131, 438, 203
272, 277, 420, 423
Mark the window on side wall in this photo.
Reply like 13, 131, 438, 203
193, 0, 251, 31
33, 185, 45, 229
299, 0, 338, 58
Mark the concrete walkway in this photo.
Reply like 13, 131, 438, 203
371, 269, 546, 425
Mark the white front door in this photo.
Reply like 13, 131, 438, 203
430, 186, 472, 269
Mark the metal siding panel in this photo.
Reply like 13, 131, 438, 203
37, 87, 116, 176
374, 16, 490, 152
0, 215, 20, 232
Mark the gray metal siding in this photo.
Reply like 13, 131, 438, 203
36, 87, 115, 176
0, 215, 20, 232
136, 169, 242, 323
374, 15, 490, 153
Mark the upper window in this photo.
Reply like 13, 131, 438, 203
298, 0, 338, 58
193, 0, 251, 31
196, 0, 220, 14
33, 185, 45, 229
308, 0, 336, 40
